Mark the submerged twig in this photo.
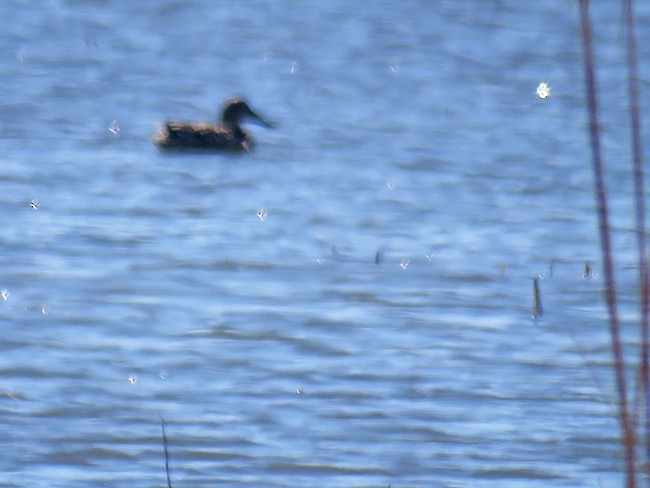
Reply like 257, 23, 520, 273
578, 0, 636, 485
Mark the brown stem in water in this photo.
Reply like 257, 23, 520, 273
578, 0, 636, 485
622, 0, 650, 474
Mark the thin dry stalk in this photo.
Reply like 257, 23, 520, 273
161, 418, 173, 488
578, 0, 636, 485
621, 0, 650, 472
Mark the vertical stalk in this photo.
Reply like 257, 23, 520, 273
161, 418, 173, 488
622, 0, 650, 473
532, 276, 543, 318
578, 0, 636, 485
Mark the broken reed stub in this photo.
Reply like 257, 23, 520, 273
532, 276, 543, 318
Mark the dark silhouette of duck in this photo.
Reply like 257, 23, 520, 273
154, 98, 274, 152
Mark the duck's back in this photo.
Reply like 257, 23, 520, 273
155, 122, 251, 152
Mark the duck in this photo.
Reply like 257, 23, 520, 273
154, 98, 274, 152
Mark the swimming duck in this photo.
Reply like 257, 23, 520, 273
154, 98, 274, 152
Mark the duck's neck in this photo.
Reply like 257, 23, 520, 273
221, 118, 242, 129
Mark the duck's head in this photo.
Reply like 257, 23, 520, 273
220, 98, 274, 129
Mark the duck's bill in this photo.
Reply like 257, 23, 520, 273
250, 111, 275, 129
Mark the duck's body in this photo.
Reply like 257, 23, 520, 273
156, 122, 253, 152
154, 98, 273, 152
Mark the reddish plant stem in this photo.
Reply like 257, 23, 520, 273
578, 0, 636, 485
622, 0, 650, 474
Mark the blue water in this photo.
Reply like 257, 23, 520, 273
2, 1, 650, 487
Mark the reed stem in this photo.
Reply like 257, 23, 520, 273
532, 276, 543, 318
622, 0, 650, 474
578, 0, 636, 485
161, 417, 173, 488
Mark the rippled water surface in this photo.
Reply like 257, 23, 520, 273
2, 1, 650, 487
